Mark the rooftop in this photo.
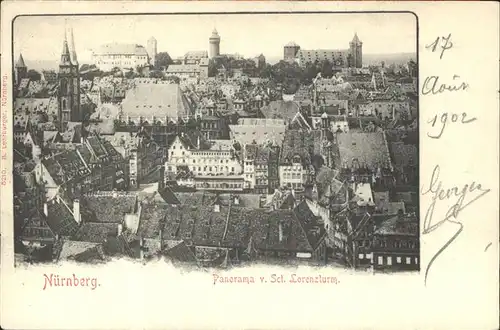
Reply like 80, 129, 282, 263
336, 132, 392, 170
121, 84, 189, 119
93, 43, 148, 56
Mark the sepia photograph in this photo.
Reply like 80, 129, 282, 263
12, 13, 418, 272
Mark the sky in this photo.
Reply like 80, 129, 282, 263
14, 13, 416, 65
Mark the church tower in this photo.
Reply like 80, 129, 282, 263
349, 33, 363, 68
58, 26, 80, 131
209, 28, 221, 59
15, 53, 27, 85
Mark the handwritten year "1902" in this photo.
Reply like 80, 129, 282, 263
427, 112, 477, 139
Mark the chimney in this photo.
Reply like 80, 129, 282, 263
73, 199, 81, 224
158, 164, 165, 189
278, 221, 284, 243
197, 135, 200, 149
214, 203, 220, 213
43, 203, 48, 217
117, 224, 123, 236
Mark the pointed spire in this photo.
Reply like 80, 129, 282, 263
69, 25, 78, 65
60, 23, 71, 66
352, 33, 360, 44
16, 53, 26, 68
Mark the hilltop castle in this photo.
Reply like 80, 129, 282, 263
283, 33, 363, 69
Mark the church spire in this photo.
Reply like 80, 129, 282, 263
60, 25, 71, 66
69, 25, 78, 65
16, 53, 26, 68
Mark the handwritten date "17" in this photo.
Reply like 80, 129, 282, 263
427, 112, 477, 139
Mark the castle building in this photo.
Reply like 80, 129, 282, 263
58, 27, 80, 131
283, 33, 363, 69
147, 36, 157, 67
209, 28, 221, 59
92, 43, 149, 71
15, 53, 27, 86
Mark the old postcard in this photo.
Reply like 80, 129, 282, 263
1, 1, 498, 329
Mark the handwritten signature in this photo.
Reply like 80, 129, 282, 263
421, 165, 491, 285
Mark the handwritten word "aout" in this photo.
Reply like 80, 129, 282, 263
422, 75, 469, 96
427, 112, 476, 139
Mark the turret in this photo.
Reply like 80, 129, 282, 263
209, 28, 221, 59
349, 33, 363, 68
15, 53, 27, 84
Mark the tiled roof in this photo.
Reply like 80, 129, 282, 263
177, 131, 210, 150
42, 149, 90, 186
374, 215, 418, 236
74, 223, 121, 243
45, 199, 80, 237
121, 84, 189, 119
81, 193, 137, 223
336, 132, 392, 170
155, 186, 181, 205
103, 235, 133, 257
175, 191, 219, 206
94, 43, 148, 56
244, 144, 278, 166
184, 51, 208, 59
162, 205, 229, 246
280, 129, 317, 166
57, 240, 103, 260
230, 123, 286, 146
163, 240, 197, 263
260, 101, 300, 121
166, 64, 203, 74
389, 142, 417, 168
137, 203, 167, 239
224, 202, 324, 252
14, 97, 58, 116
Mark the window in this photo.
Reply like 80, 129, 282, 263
406, 257, 411, 264
387, 256, 392, 265
378, 256, 383, 265
397, 257, 402, 264
414, 257, 418, 264
358, 254, 364, 260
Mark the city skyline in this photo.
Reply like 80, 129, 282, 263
14, 13, 416, 66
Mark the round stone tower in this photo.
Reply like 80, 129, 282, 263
209, 28, 221, 59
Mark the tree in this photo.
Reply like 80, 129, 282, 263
165, 75, 180, 84
124, 69, 136, 79
149, 70, 164, 79
208, 59, 218, 77
320, 60, 333, 78
27, 69, 41, 81
156, 52, 173, 69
